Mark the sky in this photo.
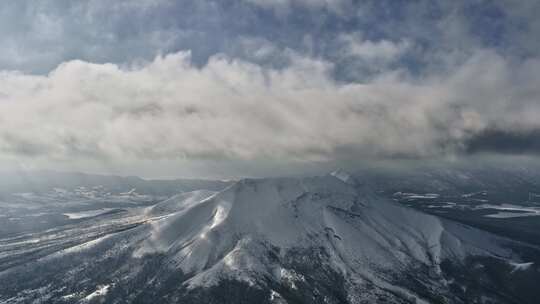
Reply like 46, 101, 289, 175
1, 0, 540, 179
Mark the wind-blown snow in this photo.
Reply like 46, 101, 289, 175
147, 190, 217, 216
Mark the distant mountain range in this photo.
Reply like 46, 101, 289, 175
0, 170, 234, 197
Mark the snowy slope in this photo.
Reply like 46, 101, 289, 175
132, 174, 517, 300
146, 189, 217, 216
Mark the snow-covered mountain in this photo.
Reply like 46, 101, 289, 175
1, 173, 539, 303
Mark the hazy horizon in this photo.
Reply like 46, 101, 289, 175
1, 154, 540, 181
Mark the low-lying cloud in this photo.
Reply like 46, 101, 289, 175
1, 49, 539, 167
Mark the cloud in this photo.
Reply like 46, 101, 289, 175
464, 129, 540, 155
1, 0, 540, 178
2, 0, 539, 77
244, 0, 353, 15
1, 49, 539, 168
338, 34, 410, 63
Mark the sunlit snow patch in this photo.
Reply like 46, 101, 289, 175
83, 284, 110, 302
330, 169, 353, 183
509, 261, 534, 273
477, 204, 540, 218
63, 208, 115, 219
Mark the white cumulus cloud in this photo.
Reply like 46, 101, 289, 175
1, 49, 539, 173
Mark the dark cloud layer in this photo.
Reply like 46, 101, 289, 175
465, 129, 540, 155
